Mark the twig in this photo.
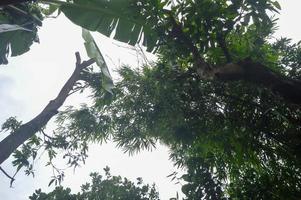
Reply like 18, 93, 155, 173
0, 166, 15, 187
68, 85, 88, 96
40, 129, 54, 140
137, 44, 150, 65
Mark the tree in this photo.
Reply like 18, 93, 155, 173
29, 166, 160, 200
1, 0, 301, 199
92, 38, 301, 198
2, 0, 300, 104
0, 26, 112, 184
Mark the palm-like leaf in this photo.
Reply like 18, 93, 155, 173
60, 0, 158, 51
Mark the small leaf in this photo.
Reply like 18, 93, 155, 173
272, 1, 281, 10
16, 164, 23, 173
48, 179, 55, 186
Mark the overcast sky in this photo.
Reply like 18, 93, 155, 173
0, 1, 300, 199
0, 9, 182, 200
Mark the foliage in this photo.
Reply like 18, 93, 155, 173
59, 0, 159, 51
29, 166, 160, 200
56, 0, 281, 55
1, 116, 22, 132
1, 0, 301, 199
0, 2, 43, 64
0, 29, 114, 185
273, 37, 301, 79
84, 37, 301, 198
53, 36, 301, 198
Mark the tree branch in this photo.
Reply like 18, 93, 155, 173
216, 33, 232, 63
0, 52, 95, 165
0, 166, 15, 186
164, 11, 301, 105
214, 58, 301, 105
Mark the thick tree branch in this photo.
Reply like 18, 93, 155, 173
0, 52, 95, 165
214, 58, 301, 105
165, 11, 301, 105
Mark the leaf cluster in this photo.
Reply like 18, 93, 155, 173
29, 166, 160, 200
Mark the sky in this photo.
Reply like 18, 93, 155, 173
0, 1, 300, 199
0, 9, 182, 200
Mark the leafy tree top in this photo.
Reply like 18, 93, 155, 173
29, 166, 160, 200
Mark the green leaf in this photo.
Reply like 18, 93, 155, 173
48, 179, 55, 186
0, 4, 42, 64
82, 29, 113, 94
272, 1, 281, 10
9, 31, 37, 56
60, 0, 157, 51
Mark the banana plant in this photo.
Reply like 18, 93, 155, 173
24, 0, 158, 51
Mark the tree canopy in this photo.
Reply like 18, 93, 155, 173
29, 167, 159, 200
1, 0, 301, 199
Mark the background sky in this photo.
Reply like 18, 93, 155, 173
0, 1, 300, 199
0, 10, 182, 200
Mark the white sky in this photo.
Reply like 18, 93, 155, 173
0, 1, 300, 199
0, 11, 182, 200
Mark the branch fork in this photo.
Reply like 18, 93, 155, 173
0, 52, 95, 166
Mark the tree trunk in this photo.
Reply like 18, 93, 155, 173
0, 53, 94, 165
213, 59, 301, 105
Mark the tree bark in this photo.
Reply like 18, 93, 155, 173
0, 53, 94, 165
213, 58, 301, 105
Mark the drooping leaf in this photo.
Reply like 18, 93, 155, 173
82, 28, 113, 94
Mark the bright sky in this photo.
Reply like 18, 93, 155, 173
0, 1, 300, 199
0, 10, 182, 200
